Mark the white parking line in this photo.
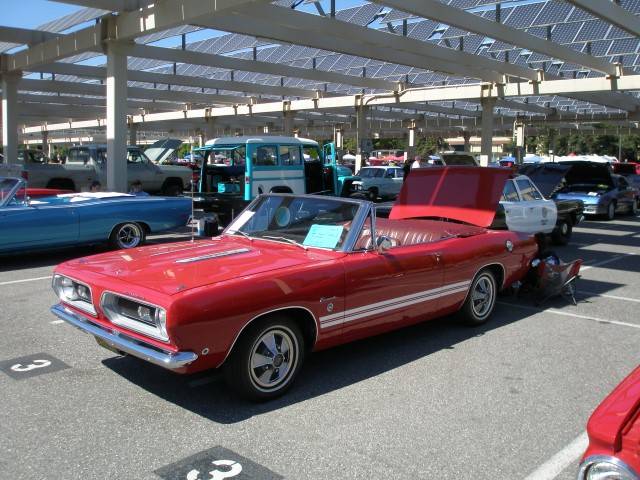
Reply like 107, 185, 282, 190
50, 320, 65, 325
580, 291, 640, 304
523, 431, 588, 480
581, 253, 635, 271
498, 302, 640, 329
0, 275, 52, 286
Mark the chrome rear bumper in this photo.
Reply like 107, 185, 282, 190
50, 304, 198, 370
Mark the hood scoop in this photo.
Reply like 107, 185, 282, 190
175, 247, 251, 264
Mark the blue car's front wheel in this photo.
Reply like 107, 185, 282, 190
110, 222, 146, 249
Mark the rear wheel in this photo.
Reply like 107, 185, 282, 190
223, 316, 305, 401
458, 270, 497, 326
161, 180, 183, 196
109, 222, 145, 249
551, 219, 572, 246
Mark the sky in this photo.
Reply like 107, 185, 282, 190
0, 0, 80, 29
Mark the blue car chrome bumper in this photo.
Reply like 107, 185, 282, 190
50, 304, 198, 370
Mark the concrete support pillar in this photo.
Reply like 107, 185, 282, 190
335, 127, 343, 149
128, 124, 138, 146
480, 97, 496, 167
355, 105, 369, 172
42, 130, 51, 159
106, 42, 129, 192
463, 130, 471, 153
204, 121, 216, 142
405, 121, 417, 161
2, 73, 20, 164
548, 129, 556, 162
283, 110, 295, 136
514, 120, 525, 164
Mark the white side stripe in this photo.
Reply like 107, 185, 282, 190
320, 281, 471, 329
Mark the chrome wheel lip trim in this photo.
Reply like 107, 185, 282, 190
248, 327, 298, 392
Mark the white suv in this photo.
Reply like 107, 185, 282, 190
353, 166, 405, 201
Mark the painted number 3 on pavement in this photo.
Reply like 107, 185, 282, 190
187, 460, 243, 480
10, 360, 52, 372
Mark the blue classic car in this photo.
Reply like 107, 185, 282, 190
0, 177, 192, 254
552, 161, 639, 219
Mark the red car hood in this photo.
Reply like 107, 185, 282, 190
390, 166, 511, 228
587, 366, 640, 452
64, 237, 339, 295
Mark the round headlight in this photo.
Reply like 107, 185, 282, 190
585, 461, 637, 480
56, 276, 78, 301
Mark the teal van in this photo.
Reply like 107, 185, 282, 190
194, 136, 356, 224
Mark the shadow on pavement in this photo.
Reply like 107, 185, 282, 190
103, 304, 552, 425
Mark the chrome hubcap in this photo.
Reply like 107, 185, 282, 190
561, 222, 568, 235
471, 276, 494, 318
117, 224, 141, 248
249, 328, 296, 390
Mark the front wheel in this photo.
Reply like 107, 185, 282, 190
605, 202, 616, 220
458, 270, 497, 326
630, 199, 638, 216
367, 188, 378, 201
551, 219, 572, 246
223, 316, 305, 401
109, 222, 146, 249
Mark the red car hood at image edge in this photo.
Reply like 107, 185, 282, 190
390, 166, 511, 228
586, 365, 640, 454
63, 237, 336, 295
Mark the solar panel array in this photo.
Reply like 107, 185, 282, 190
10, 0, 640, 123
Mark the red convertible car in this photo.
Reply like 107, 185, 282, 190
578, 365, 640, 480
51, 167, 538, 400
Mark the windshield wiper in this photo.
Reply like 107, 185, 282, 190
261, 235, 308, 251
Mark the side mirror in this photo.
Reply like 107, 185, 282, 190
376, 235, 393, 254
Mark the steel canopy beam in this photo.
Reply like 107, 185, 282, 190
48, 0, 153, 11
372, 0, 618, 76
128, 44, 397, 91
18, 75, 640, 134
2, 0, 266, 72
30, 61, 328, 99
18, 78, 254, 105
0, 26, 61, 47
200, 4, 538, 82
565, 0, 640, 38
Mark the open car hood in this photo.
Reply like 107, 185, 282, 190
389, 166, 511, 228
562, 161, 614, 188
518, 163, 571, 198
144, 138, 183, 163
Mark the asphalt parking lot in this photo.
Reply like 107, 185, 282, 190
1, 216, 639, 480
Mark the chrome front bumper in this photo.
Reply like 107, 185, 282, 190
50, 304, 198, 370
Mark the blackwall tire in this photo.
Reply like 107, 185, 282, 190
109, 222, 145, 249
605, 202, 616, 221
458, 270, 498, 326
551, 220, 572, 246
223, 316, 305, 401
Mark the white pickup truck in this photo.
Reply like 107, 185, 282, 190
0, 144, 192, 195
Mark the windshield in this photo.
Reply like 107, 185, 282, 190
0, 178, 21, 206
225, 195, 364, 251
358, 168, 382, 178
